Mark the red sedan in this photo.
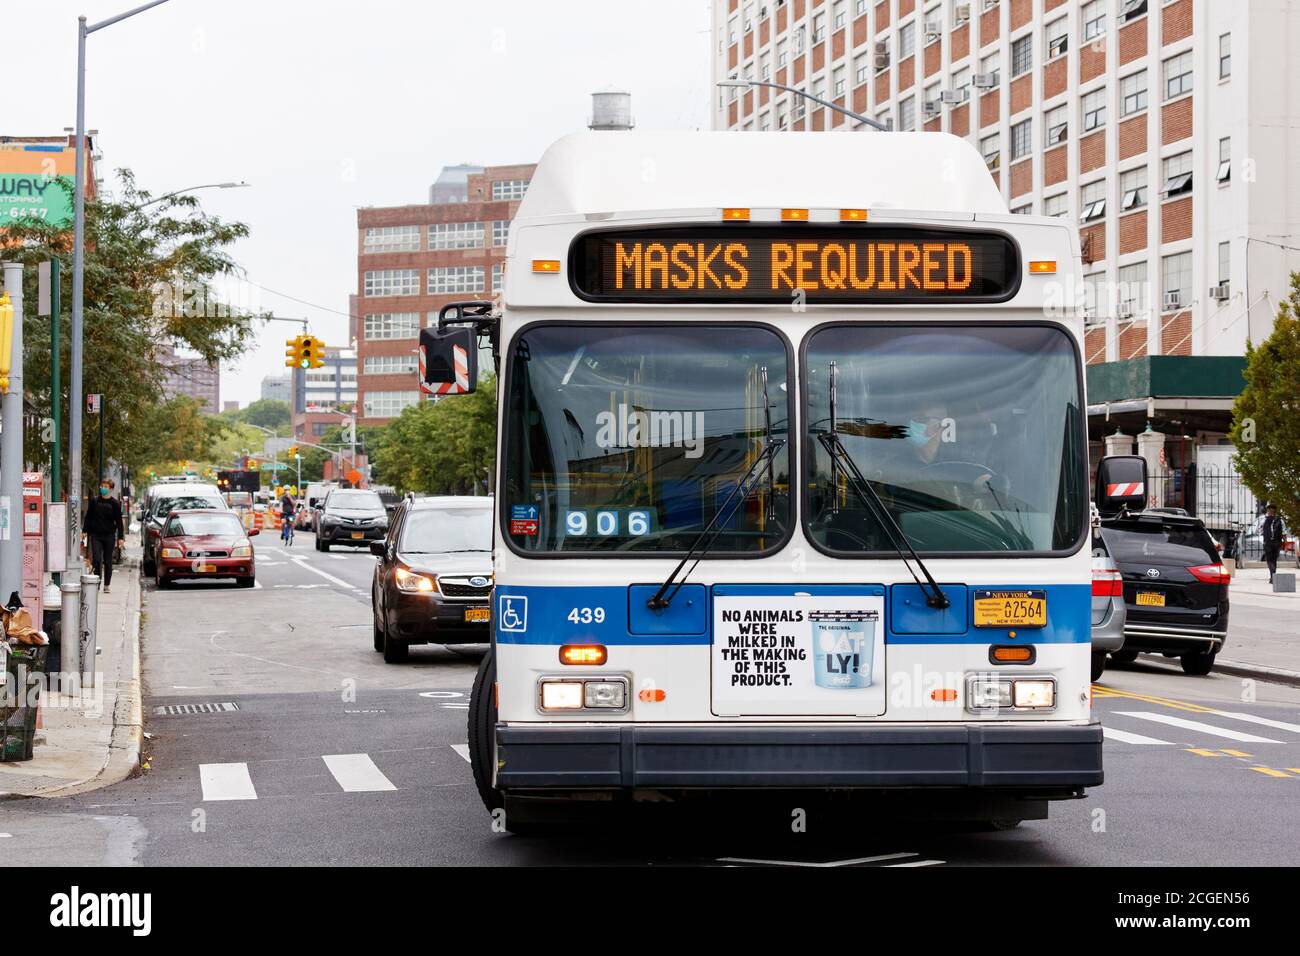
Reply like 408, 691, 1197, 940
155, 509, 259, 589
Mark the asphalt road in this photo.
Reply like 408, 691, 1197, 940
7, 534, 1300, 867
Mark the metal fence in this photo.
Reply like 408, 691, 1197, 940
1145, 466, 1267, 559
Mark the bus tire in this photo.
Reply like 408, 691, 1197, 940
468, 650, 504, 813
1180, 650, 1216, 676
1090, 652, 1107, 683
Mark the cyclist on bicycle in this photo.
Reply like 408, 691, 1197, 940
280, 491, 297, 545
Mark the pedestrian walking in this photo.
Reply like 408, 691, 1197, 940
1261, 503, 1284, 584
83, 479, 125, 593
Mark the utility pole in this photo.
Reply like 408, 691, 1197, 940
1, 264, 27, 602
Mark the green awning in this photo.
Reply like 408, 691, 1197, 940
1085, 356, 1247, 404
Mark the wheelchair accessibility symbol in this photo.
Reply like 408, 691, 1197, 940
499, 595, 528, 632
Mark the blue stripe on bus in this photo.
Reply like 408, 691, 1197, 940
493, 583, 1091, 646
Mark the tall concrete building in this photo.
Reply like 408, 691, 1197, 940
296, 345, 357, 410
354, 162, 536, 424
260, 375, 291, 403
712, 0, 1300, 486
159, 344, 219, 412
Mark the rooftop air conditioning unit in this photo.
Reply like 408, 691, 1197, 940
875, 51, 891, 69
941, 89, 965, 104
924, 99, 942, 117
925, 21, 943, 40
1209, 284, 1230, 301
973, 72, 996, 88
1163, 290, 1183, 310
955, 4, 972, 23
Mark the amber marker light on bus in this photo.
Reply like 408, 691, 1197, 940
559, 644, 607, 666
1028, 260, 1057, 274
840, 208, 869, 221
991, 645, 1036, 664
930, 688, 958, 702
781, 208, 809, 221
721, 207, 750, 221
639, 688, 666, 703
532, 259, 561, 273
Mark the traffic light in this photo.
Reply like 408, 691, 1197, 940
300, 334, 325, 369
287, 446, 299, 458
285, 334, 304, 368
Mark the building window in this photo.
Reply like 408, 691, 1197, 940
1162, 251, 1191, 310
1046, 17, 1068, 60
760, 52, 772, 80
1080, 179, 1106, 222
813, 12, 826, 43
1010, 203, 1032, 215
362, 225, 420, 253
743, 2, 754, 33
1083, 271, 1107, 321
952, 67, 971, 100
856, 0, 868, 14
362, 312, 420, 340
855, 55, 869, 84
1216, 137, 1231, 182
1118, 262, 1148, 315
1119, 0, 1148, 24
428, 221, 484, 250
728, 16, 738, 44
427, 266, 484, 294
833, 66, 847, 97
1120, 166, 1147, 210
1162, 151, 1192, 198
1010, 119, 1032, 160
363, 354, 418, 375
1044, 104, 1068, 146
833, 1, 847, 30
777, 39, 789, 68
1081, 87, 1106, 131
1044, 193, 1069, 218
898, 95, 916, 131
1217, 241, 1231, 293
980, 51, 1000, 86
491, 179, 529, 200
492, 219, 510, 246
1121, 70, 1147, 115
1163, 51, 1192, 100
363, 269, 420, 297
980, 132, 1000, 170
1010, 35, 1033, 78
899, 21, 916, 59
1219, 33, 1231, 79
1081, 0, 1106, 42
794, 25, 806, 54
363, 390, 420, 419
492, 261, 505, 294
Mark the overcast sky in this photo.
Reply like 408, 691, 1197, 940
10, 0, 712, 406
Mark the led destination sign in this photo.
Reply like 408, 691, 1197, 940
571, 226, 1021, 303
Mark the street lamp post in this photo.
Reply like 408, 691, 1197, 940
134, 181, 250, 210
69, 0, 172, 572
716, 79, 890, 131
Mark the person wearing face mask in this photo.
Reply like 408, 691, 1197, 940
83, 480, 125, 593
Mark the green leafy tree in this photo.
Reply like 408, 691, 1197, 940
373, 377, 497, 494
231, 398, 292, 433
5, 171, 268, 492
1230, 271, 1300, 530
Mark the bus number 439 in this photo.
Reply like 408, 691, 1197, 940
567, 607, 606, 624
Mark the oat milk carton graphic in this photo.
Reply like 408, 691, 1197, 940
809, 609, 878, 689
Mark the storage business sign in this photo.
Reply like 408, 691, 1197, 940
0, 145, 78, 229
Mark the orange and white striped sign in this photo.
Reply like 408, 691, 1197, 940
1106, 482, 1145, 497
421, 342, 471, 395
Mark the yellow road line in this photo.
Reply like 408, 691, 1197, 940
1089, 684, 1219, 713
1248, 767, 1292, 778
1185, 748, 1222, 758
1219, 749, 1252, 757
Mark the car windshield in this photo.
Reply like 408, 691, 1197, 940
165, 513, 245, 537
1101, 522, 1219, 565
329, 491, 383, 511
155, 495, 224, 517
400, 507, 492, 553
804, 324, 1086, 554
502, 324, 791, 553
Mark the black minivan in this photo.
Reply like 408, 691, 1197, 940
1099, 513, 1230, 675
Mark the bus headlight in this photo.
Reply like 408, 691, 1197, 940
539, 681, 584, 711
583, 681, 626, 709
965, 675, 1056, 713
538, 676, 630, 713
967, 676, 1012, 710
1013, 679, 1056, 709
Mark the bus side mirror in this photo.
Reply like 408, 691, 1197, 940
1096, 455, 1148, 517
419, 325, 477, 395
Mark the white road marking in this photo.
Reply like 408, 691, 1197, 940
322, 753, 397, 792
199, 763, 258, 801
1103, 725, 1175, 745
289, 555, 359, 590
1213, 711, 1300, 735
1116, 711, 1281, 744
440, 703, 470, 710
886, 859, 946, 867
450, 744, 471, 762
718, 852, 918, 867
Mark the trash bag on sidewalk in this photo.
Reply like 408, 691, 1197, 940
0, 643, 47, 761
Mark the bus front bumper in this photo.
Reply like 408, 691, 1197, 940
495, 722, 1103, 792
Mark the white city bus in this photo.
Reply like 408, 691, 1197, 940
424, 131, 1101, 831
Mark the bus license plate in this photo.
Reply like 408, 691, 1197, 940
973, 589, 1047, 628
464, 607, 490, 623
1136, 591, 1165, 607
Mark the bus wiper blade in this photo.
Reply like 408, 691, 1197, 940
646, 438, 786, 611
817, 431, 950, 610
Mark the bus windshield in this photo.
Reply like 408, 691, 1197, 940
805, 324, 1086, 555
503, 324, 791, 553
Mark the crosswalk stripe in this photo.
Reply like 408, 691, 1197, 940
1103, 726, 1174, 745
886, 859, 946, 867
322, 754, 397, 792
200, 762, 257, 801
1213, 712, 1300, 735
1115, 711, 1282, 744
450, 744, 471, 762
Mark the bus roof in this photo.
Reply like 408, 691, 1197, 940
516, 131, 1007, 223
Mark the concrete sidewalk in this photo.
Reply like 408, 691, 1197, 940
1215, 565, 1300, 686
0, 545, 142, 799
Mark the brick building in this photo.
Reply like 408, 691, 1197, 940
712, 0, 1300, 482
354, 162, 536, 425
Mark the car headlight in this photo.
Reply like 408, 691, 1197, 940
232, 540, 252, 557
160, 547, 182, 558
394, 566, 435, 593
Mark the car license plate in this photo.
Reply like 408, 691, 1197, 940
973, 589, 1047, 628
350, 532, 364, 539
464, 607, 490, 623
1136, 591, 1165, 607
200, 564, 218, 573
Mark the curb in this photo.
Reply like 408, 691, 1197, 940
1213, 658, 1300, 689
